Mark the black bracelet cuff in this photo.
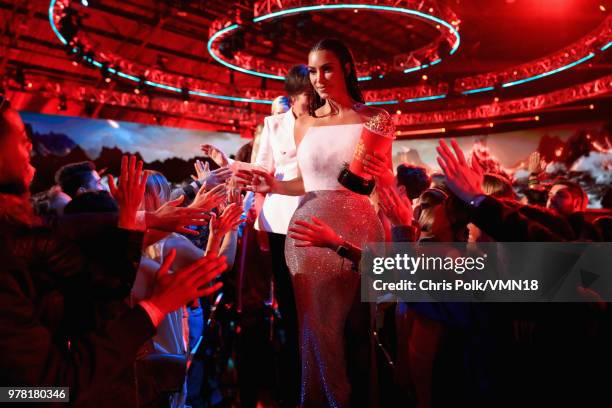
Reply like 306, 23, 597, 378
338, 167, 376, 195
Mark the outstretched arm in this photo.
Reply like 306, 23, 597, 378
235, 168, 305, 196
436, 138, 565, 242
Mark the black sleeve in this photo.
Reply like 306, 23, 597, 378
0, 258, 156, 397
35, 220, 144, 299
24, 217, 145, 337
470, 196, 566, 242
391, 225, 419, 242
45, 212, 120, 241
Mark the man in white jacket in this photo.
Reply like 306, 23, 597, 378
254, 64, 310, 407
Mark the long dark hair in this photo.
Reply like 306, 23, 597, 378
308, 38, 364, 116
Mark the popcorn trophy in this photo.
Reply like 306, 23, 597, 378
338, 112, 395, 195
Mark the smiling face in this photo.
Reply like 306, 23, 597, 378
307, 49, 349, 101
0, 108, 35, 192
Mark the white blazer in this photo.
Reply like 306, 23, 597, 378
254, 110, 302, 234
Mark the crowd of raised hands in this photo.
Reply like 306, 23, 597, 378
435, 138, 486, 203
242, 136, 605, 251
105, 153, 246, 318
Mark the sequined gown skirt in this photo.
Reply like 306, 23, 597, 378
285, 190, 384, 408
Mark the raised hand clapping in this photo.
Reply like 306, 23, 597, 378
190, 183, 227, 212
200, 144, 230, 168
146, 196, 211, 235
147, 249, 226, 315
108, 155, 149, 230
527, 151, 547, 175
377, 185, 414, 226
436, 139, 484, 203
235, 169, 276, 194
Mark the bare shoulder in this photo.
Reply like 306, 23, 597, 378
294, 114, 315, 133
295, 114, 315, 126
294, 115, 316, 147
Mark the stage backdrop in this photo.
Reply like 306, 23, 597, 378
392, 122, 610, 174
391, 121, 611, 207
20, 111, 242, 162
21, 111, 610, 203
20, 111, 243, 193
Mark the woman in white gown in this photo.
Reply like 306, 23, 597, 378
240, 39, 394, 407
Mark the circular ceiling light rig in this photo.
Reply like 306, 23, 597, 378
49, 0, 612, 108
207, 0, 462, 82
395, 74, 612, 128
49, 0, 275, 105
457, 15, 612, 95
